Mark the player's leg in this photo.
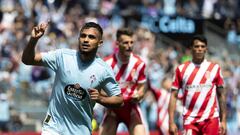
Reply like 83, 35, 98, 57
99, 110, 118, 135
159, 124, 170, 135
128, 106, 147, 135
130, 123, 146, 135
183, 124, 200, 135
201, 118, 219, 135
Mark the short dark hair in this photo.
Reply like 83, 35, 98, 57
116, 28, 134, 41
190, 35, 207, 46
80, 22, 103, 38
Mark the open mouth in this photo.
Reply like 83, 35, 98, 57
82, 43, 89, 47
81, 43, 90, 49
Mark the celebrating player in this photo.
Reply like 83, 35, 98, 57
22, 21, 123, 135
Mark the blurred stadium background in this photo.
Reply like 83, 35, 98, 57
0, 0, 240, 134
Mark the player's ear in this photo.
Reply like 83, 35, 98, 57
98, 40, 103, 47
204, 45, 208, 53
116, 41, 120, 46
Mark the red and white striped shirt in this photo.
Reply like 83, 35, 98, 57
172, 59, 224, 125
155, 89, 171, 135
104, 53, 146, 102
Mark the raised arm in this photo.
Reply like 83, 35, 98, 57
22, 22, 49, 66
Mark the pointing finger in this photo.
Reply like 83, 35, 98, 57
40, 22, 49, 30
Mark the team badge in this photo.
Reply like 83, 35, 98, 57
90, 75, 96, 84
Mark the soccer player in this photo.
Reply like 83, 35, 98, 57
22, 21, 123, 135
149, 77, 172, 135
169, 35, 227, 135
99, 28, 147, 135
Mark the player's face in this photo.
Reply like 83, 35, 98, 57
117, 35, 134, 57
78, 28, 102, 54
191, 39, 207, 62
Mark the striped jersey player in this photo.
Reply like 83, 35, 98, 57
149, 77, 183, 135
99, 28, 147, 135
169, 35, 227, 135
172, 60, 223, 124
149, 77, 172, 135
104, 53, 146, 101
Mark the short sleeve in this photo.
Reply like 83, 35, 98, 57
41, 50, 60, 72
137, 63, 146, 84
215, 66, 224, 87
100, 68, 121, 96
171, 67, 181, 90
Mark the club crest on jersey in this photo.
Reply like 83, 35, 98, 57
64, 83, 87, 101
90, 75, 96, 84
205, 71, 210, 79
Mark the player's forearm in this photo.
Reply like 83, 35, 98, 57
137, 84, 145, 100
130, 84, 145, 103
169, 90, 178, 124
22, 37, 38, 65
98, 94, 124, 108
217, 87, 227, 122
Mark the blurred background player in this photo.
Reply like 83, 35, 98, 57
169, 35, 227, 135
99, 28, 147, 135
149, 77, 183, 135
149, 77, 171, 135
22, 21, 123, 135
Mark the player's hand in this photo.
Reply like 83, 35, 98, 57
31, 21, 50, 39
130, 93, 141, 103
89, 88, 101, 102
219, 121, 227, 135
169, 122, 178, 135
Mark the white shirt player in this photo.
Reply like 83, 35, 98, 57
41, 49, 121, 135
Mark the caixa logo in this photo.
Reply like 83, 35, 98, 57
64, 83, 87, 101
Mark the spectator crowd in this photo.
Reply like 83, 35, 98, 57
0, 0, 240, 134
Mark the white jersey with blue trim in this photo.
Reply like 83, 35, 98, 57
41, 49, 121, 135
